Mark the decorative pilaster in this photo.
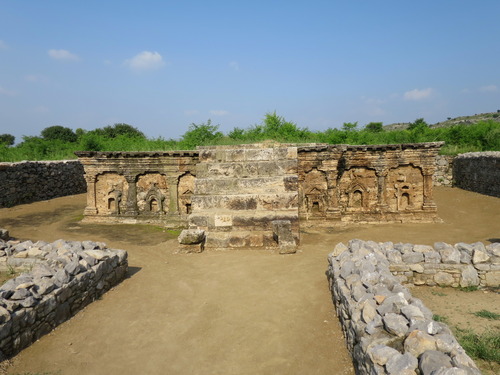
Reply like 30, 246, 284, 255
167, 176, 179, 214
124, 174, 138, 215
84, 174, 98, 215
376, 169, 389, 211
422, 171, 437, 210
325, 171, 340, 216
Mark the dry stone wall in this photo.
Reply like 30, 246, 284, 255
326, 239, 493, 374
433, 155, 454, 187
0, 160, 85, 208
0, 237, 128, 360
453, 151, 500, 197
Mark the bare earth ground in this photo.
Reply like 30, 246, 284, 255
0, 186, 498, 375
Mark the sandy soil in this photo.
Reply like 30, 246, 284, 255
0, 186, 499, 375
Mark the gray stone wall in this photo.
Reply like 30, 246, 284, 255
0, 238, 128, 360
453, 151, 500, 197
0, 160, 86, 208
327, 239, 486, 375
433, 155, 454, 187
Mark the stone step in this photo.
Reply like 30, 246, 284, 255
192, 193, 298, 211
195, 160, 297, 178
194, 176, 298, 195
198, 147, 297, 163
189, 210, 299, 231
203, 230, 298, 249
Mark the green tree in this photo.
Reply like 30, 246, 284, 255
408, 118, 429, 131
94, 123, 145, 139
342, 122, 358, 132
364, 122, 384, 133
0, 134, 15, 146
180, 120, 223, 149
41, 126, 77, 142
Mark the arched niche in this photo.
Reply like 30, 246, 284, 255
136, 173, 168, 214
387, 165, 424, 211
302, 168, 328, 215
338, 167, 377, 212
178, 172, 195, 215
95, 173, 127, 215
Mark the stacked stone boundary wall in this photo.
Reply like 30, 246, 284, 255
433, 155, 454, 187
326, 239, 499, 374
0, 236, 128, 360
453, 151, 500, 197
0, 160, 86, 208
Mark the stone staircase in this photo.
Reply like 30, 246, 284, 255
187, 144, 299, 252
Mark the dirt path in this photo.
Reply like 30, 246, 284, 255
0, 187, 499, 375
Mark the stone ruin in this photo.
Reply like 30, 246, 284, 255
76, 142, 443, 252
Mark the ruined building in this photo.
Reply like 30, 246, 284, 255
76, 142, 442, 252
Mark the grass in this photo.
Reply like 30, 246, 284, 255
455, 328, 500, 364
432, 314, 449, 323
431, 290, 447, 296
473, 310, 500, 320
457, 285, 479, 292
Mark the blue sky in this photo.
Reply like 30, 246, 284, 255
1, 1, 499, 141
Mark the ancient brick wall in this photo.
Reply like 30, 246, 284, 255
453, 151, 500, 197
77, 143, 443, 249
298, 143, 442, 225
75, 151, 198, 227
0, 160, 86, 208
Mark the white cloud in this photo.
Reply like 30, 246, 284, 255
24, 74, 49, 83
403, 88, 433, 101
124, 51, 165, 71
33, 105, 49, 113
0, 40, 7, 49
184, 110, 199, 116
229, 61, 239, 71
0, 86, 16, 96
209, 110, 229, 116
48, 49, 80, 61
479, 85, 498, 92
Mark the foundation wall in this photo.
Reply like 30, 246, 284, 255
0, 238, 128, 360
327, 239, 490, 374
453, 151, 500, 197
0, 160, 85, 208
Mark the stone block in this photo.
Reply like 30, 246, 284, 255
178, 243, 204, 254
178, 229, 205, 245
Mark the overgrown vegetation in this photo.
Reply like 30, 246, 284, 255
1, 112, 499, 162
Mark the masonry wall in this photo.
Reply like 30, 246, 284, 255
327, 239, 487, 375
0, 160, 86, 208
453, 151, 500, 197
0, 238, 128, 359
433, 155, 454, 187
